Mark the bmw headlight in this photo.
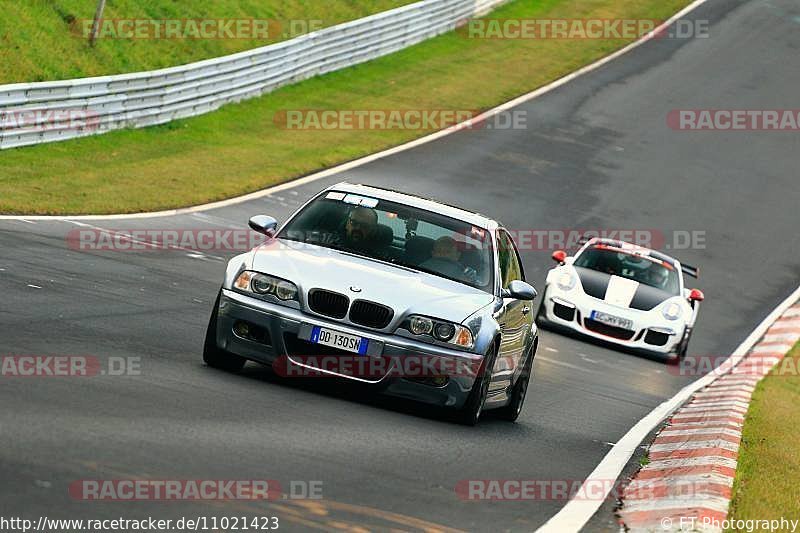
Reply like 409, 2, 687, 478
234, 270, 299, 302
662, 301, 683, 321
403, 315, 474, 349
556, 271, 576, 291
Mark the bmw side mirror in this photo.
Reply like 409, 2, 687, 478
248, 215, 278, 236
503, 280, 537, 301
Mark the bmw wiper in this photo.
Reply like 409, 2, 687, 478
335, 250, 420, 273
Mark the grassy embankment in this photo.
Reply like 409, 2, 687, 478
0, 0, 691, 214
727, 342, 800, 531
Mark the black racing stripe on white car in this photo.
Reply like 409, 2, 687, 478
575, 266, 672, 310
629, 284, 673, 311
574, 267, 611, 300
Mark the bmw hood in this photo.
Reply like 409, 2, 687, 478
250, 241, 495, 323
574, 266, 674, 311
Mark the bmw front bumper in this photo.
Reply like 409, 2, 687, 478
213, 289, 484, 409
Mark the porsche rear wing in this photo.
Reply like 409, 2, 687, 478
681, 263, 700, 279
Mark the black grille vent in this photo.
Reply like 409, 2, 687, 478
584, 319, 636, 340
349, 300, 394, 329
644, 329, 670, 346
553, 302, 576, 322
308, 289, 349, 319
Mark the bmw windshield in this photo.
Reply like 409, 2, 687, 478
277, 191, 495, 292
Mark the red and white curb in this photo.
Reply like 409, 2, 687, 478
617, 304, 800, 532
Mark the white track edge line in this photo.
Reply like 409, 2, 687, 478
535, 283, 800, 533
0, 0, 706, 222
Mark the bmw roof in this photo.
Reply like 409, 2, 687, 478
326, 182, 500, 230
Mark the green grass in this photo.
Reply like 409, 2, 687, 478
727, 342, 800, 530
0, 0, 691, 215
0, 0, 412, 83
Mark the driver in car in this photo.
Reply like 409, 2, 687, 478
337, 206, 394, 262
344, 207, 378, 248
644, 264, 669, 289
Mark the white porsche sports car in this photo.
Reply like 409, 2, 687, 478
536, 238, 704, 360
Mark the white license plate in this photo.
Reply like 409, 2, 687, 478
591, 311, 633, 330
310, 326, 368, 355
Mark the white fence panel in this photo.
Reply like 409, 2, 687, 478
0, 0, 505, 149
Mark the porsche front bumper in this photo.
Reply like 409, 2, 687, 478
538, 285, 686, 355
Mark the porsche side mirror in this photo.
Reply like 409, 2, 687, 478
248, 215, 278, 236
688, 288, 705, 302
502, 280, 538, 301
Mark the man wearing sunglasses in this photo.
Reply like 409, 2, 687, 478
343, 206, 379, 251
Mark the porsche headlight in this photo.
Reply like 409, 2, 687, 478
662, 301, 683, 321
403, 315, 474, 349
557, 271, 576, 291
234, 270, 299, 302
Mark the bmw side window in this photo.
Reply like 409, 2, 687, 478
497, 230, 523, 288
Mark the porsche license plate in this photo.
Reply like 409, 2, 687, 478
590, 311, 633, 330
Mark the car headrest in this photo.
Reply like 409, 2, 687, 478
405, 235, 434, 264
460, 247, 483, 270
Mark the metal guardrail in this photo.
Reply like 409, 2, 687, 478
0, 0, 505, 149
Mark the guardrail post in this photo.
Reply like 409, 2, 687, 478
89, 0, 107, 47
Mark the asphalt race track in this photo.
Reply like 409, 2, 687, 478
1, 0, 799, 530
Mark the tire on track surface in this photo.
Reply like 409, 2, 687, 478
203, 291, 246, 372
496, 340, 536, 422
454, 343, 498, 426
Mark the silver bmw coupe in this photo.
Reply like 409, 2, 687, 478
203, 182, 539, 425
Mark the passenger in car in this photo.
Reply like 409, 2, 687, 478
421, 236, 467, 280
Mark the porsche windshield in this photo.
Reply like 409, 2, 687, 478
277, 192, 494, 292
574, 246, 681, 294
